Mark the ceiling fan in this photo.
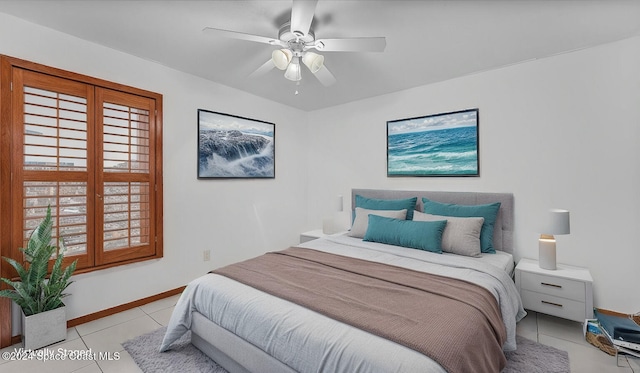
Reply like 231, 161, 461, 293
203, 0, 386, 87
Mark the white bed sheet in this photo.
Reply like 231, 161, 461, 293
474, 250, 515, 275
320, 233, 516, 276
161, 236, 526, 373
318, 233, 515, 274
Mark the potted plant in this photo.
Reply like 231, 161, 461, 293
0, 205, 77, 350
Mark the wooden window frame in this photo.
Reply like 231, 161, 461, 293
0, 55, 164, 348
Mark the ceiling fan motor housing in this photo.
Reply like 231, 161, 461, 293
279, 22, 315, 52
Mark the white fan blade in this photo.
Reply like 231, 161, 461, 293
313, 65, 336, 87
315, 37, 386, 52
248, 59, 276, 78
203, 27, 285, 47
290, 0, 317, 37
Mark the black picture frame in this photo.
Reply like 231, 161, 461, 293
197, 109, 275, 179
387, 108, 479, 177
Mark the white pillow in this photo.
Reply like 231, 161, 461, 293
349, 207, 408, 238
413, 211, 484, 257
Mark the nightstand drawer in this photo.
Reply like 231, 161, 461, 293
520, 290, 586, 322
520, 271, 585, 302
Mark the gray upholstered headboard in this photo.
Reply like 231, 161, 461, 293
351, 189, 514, 254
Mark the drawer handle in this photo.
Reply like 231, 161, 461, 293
541, 300, 563, 308
541, 282, 562, 289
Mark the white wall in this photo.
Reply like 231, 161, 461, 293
2, 10, 639, 333
0, 13, 309, 334
306, 36, 640, 313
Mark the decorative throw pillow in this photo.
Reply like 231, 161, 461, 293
349, 207, 408, 238
422, 198, 501, 254
363, 215, 447, 253
413, 211, 484, 257
355, 195, 418, 220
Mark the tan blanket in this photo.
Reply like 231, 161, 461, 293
212, 247, 507, 373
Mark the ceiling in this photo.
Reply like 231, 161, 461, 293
1, 0, 639, 111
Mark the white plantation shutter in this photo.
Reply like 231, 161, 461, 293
96, 88, 156, 265
0, 55, 163, 350
7, 67, 161, 271
22, 86, 90, 257
13, 70, 95, 269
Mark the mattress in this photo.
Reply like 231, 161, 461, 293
161, 235, 526, 373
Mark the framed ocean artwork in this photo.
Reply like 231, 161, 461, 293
387, 108, 479, 177
198, 109, 275, 178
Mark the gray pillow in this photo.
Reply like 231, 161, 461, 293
413, 211, 484, 257
349, 207, 408, 238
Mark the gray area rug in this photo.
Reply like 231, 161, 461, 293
504, 335, 570, 373
123, 327, 570, 373
123, 327, 226, 373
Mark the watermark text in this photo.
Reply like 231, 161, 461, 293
1, 347, 120, 362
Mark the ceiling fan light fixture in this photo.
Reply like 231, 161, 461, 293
302, 52, 324, 74
284, 57, 302, 81
272, 49, 293, 70
204, 0, 386, 88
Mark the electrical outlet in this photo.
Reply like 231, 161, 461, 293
203, 250, 210, 261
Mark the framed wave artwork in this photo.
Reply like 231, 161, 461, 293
387, 108, 479, 177
198, 109, 275, 178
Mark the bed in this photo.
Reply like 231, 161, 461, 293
160, 189, 526, 373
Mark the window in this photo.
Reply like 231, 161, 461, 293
0, 56, 163, 275
96, 88, 158, 265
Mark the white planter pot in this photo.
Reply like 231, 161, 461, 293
21, 305, 67, 350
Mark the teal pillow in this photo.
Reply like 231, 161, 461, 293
422, 198, 500, 254
363, 215, 447, 253
355, 195, 418, 220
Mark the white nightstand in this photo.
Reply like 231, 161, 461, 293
300, 229, 325, 243
515, 258, 593, 322
299, 229, 347, 243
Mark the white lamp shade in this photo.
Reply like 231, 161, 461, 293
302, 52, 324, 73
542, 209, 570, 235
272, 49, 293, 70
284, 57, 301, 81
538, 208, 569, 270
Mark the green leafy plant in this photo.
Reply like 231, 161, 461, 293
0, 206, 77, 316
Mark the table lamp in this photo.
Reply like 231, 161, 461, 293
539, 209, 570, 270
322, 195, 344, 234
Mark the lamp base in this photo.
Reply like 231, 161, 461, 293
323, 218, 342, 235
539, 234, 557, 270
323, 211, 350, 235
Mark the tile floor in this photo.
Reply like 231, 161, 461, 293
0, 297, 638, 372
0, 294, 179, 373
517, 311, 639, 372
